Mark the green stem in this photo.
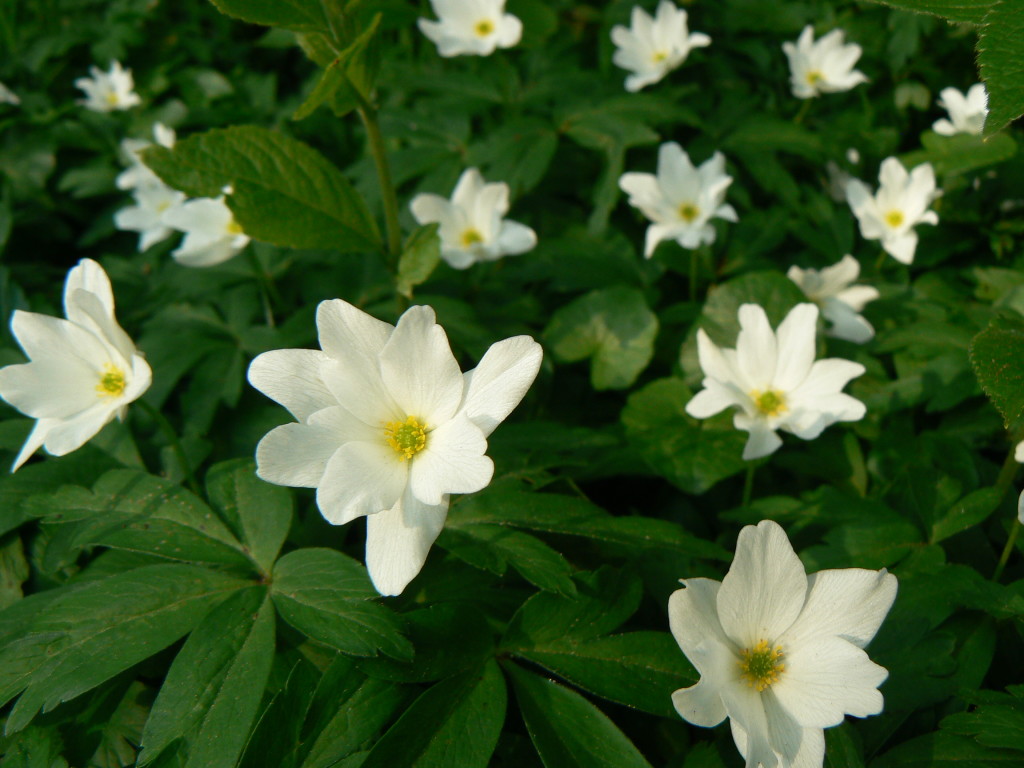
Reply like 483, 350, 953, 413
689, 248, 699, 302
246, 249, 277, 328
993, 521, 1020, 583
992, 445, 1021, 581
742, 463, 757, 510
793, 99, 812, 125
356, 96, 403, 270
136, 400, 202, 497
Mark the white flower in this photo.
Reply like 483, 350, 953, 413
610, 1, 711, 92
845, 158, 940, 265
787, 256, 879, 344
248, 300, 542, 596
114, 184, 188, 252
782, 26, 867, 99
74, 61, 141, 112
163, 196, 250, 267
685, 303, 866, 460
1015, 441, 1024, 464
0, 81, 20, 106
116, 123, 176, 191
410, 168, 537, 269
933, 84, 988, 136
418, 0, 522, 57
0, 260, 152, 471
619, 142, 737, 258
1018, 489, 1024, 525
669, 519, 897, 768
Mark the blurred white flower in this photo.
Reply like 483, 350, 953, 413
0, 81, 20, 106
163, 196, 250, 267
114, 184, 188, 252
410, 168, 536, 269
846, 158, 940, 265
787, 255, 879, 344
686, 303, 866, 460
670, 519, 897, 768
1018, 489, 1024, 525
782, 26, 867, 99
116, 123, 176, 191
619, 142, 737, 258
611, 1, 711, 92
74, 61, 141, 112
0, 259, 152, 471
933, 84, 988, 136
1015, 441, 1024, 464
418, 0, 522, 57
248, 300, 542, 595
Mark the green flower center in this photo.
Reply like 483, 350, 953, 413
678, 203, 701, 223
96, 364, 126, 398
751, 389, 787, 417
739, 640, 785, 692
461, 228, 484, 247
385, 416, 427, 460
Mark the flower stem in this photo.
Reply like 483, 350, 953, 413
689, 248, 699, 302
136, 399, 202, 497
742, 463, 757, 510
993, 521, 1021, 583
355, 95, 403, 270
246, 249, 277, 328
992, 444, 1020, 581
793, 99, 812, 125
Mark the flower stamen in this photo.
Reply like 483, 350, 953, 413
226, 218, 244, 235
385, 416, 428, 460
461, 228, 484, 247
652, 50, 669, 63
475, 19, 494, 36
750, 389, 787, 417
884, 210, 904, 229
96, 363, 127, 398
678, 202, 701, 222
806, 70, 823, 86
739, 640, 785, 692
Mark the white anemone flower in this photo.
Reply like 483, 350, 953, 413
782, 26, 867, 99
845, 158, 939, 265
933, 84, 988, 136
685, 303, 866, 460
787, 256, 879, 344
619, 142, 737, 258
248, 299, 543, 596
74, 61, 141, 112
116, 123, 176, 191
163, 195, 250, 267
611, 1, 711, 92
410, 168, 537, 270
0, 81, 20, 106
418, 0, 522, 57
114, 184, 188, 252
0, 259, 152, 471
669, 519, 897, 768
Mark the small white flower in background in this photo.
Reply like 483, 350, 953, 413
1018, 489, 1024, 525
0, 81, 20, 106
248, 299, 542, 596
163, 195, 250, 267
0, 260, 152, 471
846, 157, 940, 265
933, 83, 988, 136
410, 168, 537, 270
114, 184, 188, 252
74, 61, 141, 112
1015, 441, 1024, 464
669, 519, 897, 768
619, 142, 737, 258
610, 1, 711, 92
418, 0, 522, 57
685, 303, 866, 460
787, 255, 879, 344
782, 25, 867, 99
116, 123, 176, 191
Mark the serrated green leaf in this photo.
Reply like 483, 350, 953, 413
208, 0, 328, 32
861, 0, 993, 23
143, 126, 380, 252
89, 681, 149, 768
397, 223, 442, 299
271, 548, 411, 660
979, 1, 1024, 134
901, 132, 1017, 176
970, 313, 1024, 434
360, 661, 506, 768
292, 14, 381, 121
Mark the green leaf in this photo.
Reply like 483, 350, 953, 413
544, 287, 658, 390
979, 0, 1024, 134
208, 0, 328, 32
0, 534, 28, 610
860, 0, 994, 24
505, 663, 654, 768
360, 660, 506, 768
969, 313, 1024, 433
930, 487, 1003, 543
0, 725, 68, 768
622, 378, 749, 494
0, 564, 248, 733
138, 587, 275, 767
271, 548, 411, 659
901, 132, 1017, 176
205, 459, 293, 574
465, 117, 559, 196
143, 126, 380, 252
942, 689, 1024, 753
396, 224, 442, 299
292, 14, 381, 121
873, 731, 1022, 767
89, 681, 150, 768
694, 270, 808, 349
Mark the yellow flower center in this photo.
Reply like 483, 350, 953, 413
652, 50, 669, 63
884, 210, 904, 228
475, 19, 494, 36
226, 218, 244, 235
678, 202, 701, 222
384, 416, 428, 460
751, 389, 787, 417
461, 228, 484, 247
105, 91, 120, 106
96, 363, 127, 398
806, 70, 823, 85
739, 640, 786, 692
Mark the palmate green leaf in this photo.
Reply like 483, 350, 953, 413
544, 286, 658, 390
0, 563, 249, 733
969, 313, 1024, 434
942, 688, 1024, 753
504, 663, 654, 768
143, 126, 380, 252
271, 548, 412, 659
978, 0, 1024, 134
692, 270, 808, 350
396, 224, 442, 299
0, 725, 68, 768
138, 587, 275, 768
359, 660, 506, 768
89, 681, 150, 768
237, 654, 321, 768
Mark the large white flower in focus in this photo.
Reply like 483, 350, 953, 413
933, 84, 988, 136
782, 26, 867, 99
418, 0, 522, 57
248, 300, 543, 596
787, 255, 879, 344
845, 158, 939, 265
619, 142, 737, 258
0, 259, 152, 471
410, 168, 537, 270
669, 519, 897, 768
74, 61, 142, 112
611, 1, 711, 92
685, 303, 866, 460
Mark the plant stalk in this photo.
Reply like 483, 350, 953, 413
742, 463, 757, 510
992, 444, 1021, 581
356, 96, 403, 270
137, 399, 202, 497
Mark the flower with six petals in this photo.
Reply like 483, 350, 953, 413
782, 26, 867, 99
787, 255, 879, 344
418, 0, 522, 57
74, 61, 141, 112
611, 1, 711, 92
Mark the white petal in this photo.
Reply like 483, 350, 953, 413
772, 304, 818, 392
1016, 441, 1024, 464
696, 329, 740, 386
460, 335, 542, 437
780, 568, 897, 650
66, 289, 136, 364
736, 305, 778, 387
254, 422, 341, 488
10, 311, 111, 369
63, 259, 115, 324
740, 420, 783, 460
42, 405, 117, 457
316, 298, 393, 362
686, 385, 738, 419
0, 358, 100, 419
316, 441, 408, 525
496, 14, 523, 48
789, 359, 865, 401
409, 193, 452, 226
247, 349, 335, 422
409, 412, 492, 505
720, 685, 778, 768
365, 488, 448, 596
495, 220, 537, 256
11, 419, 55, 472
